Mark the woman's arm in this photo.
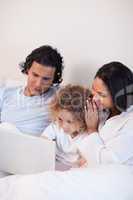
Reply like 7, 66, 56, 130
78, 119, 133, 166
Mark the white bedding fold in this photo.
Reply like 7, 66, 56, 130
0, 164, 133, 200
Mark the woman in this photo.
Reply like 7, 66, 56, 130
79, 61, 133, 166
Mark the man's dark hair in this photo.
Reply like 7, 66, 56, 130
20, 45, 64, 85
95, 61, 133, 111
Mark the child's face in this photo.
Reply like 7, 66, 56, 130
56, 109, 81, 135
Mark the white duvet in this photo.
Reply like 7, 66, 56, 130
0, 164, 133, 200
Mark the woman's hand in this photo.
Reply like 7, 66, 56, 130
85, 99, 99, 133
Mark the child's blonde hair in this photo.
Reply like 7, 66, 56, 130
49, 84, 92, 132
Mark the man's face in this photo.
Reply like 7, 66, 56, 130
25, 61, 56, 96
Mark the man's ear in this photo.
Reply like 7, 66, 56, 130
25, 68, 30, 75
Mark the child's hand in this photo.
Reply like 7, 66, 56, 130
78, 157, 87, 168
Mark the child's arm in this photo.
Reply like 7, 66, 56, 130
77, 149, 88, 167
41, 135, 50, 140
41, 123, 56, 141
74, 149, 88, 168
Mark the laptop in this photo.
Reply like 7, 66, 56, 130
0, 123, 55, 175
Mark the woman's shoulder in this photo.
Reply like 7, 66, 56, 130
118, 106, 133, 130
121, 105, 133, 120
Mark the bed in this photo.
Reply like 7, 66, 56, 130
0, 164, 133, 200
0, 80, 133, 199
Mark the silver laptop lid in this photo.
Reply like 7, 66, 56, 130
0, 123, 55, 174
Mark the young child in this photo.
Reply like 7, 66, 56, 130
41, 84, 92, 170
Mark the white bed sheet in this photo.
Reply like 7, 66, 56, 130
0, 164, 133, 200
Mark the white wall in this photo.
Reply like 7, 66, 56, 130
0, 0, 133, 87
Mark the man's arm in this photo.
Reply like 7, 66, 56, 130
0, 85, 6, 123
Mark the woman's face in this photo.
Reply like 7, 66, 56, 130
91, 77, 114, 110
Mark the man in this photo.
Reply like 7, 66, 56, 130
0, 45, 64, 136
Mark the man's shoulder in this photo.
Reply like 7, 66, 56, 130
42, 85, 59, 100
48, 85, 59, 94
0, 85, 22, 98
